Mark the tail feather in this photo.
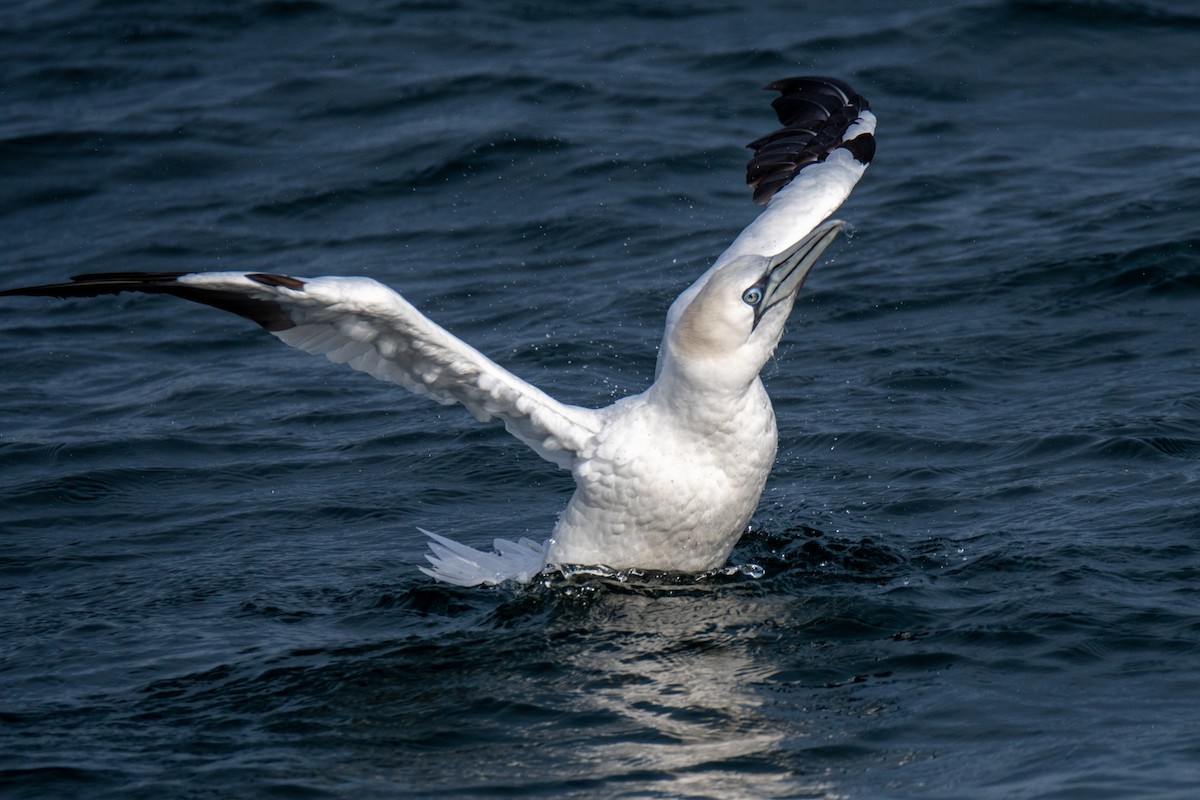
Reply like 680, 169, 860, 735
418, 528, 547, 586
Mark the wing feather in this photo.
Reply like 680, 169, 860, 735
1, 271, 600, 469
727, 76, 876, 262
662, 77, 875, 341
226, 273, 600, 466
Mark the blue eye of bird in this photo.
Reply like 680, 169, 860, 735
742, 286, 763, 306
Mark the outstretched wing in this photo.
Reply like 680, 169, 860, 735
0, 271, 600, 469
746, 76, 875, 206
663, 76, 876, 339
726, 75, 876, 264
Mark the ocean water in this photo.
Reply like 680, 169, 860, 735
2, 0, 1199, 797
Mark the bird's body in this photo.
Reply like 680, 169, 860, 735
551, 375, 777, 572
1, 76, 876, 586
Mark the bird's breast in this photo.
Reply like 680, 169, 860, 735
547, 383, 778, 572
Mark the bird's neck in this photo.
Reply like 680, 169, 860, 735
648, 361, 768, 430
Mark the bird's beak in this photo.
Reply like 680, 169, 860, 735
756, 219, 843, 325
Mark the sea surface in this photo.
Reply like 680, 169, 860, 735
2, 1, 1199, 798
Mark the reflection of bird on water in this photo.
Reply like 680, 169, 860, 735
1, 77, 875, 586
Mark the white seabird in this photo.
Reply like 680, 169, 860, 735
1, 76, 876, 587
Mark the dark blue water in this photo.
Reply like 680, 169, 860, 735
3, 1, 1199, 797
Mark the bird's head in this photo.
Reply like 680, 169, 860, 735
659, 220, 843, 391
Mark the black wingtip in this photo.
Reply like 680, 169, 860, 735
746, 75, 873, 206
0, 271, 300, 332
247, 272, 306, 291
0, 272, 186, 299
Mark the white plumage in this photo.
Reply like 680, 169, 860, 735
1, 77, 876, 586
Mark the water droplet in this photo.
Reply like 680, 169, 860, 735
739, 563, 766, 579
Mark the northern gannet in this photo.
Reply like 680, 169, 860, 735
1, 76, 875, 586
